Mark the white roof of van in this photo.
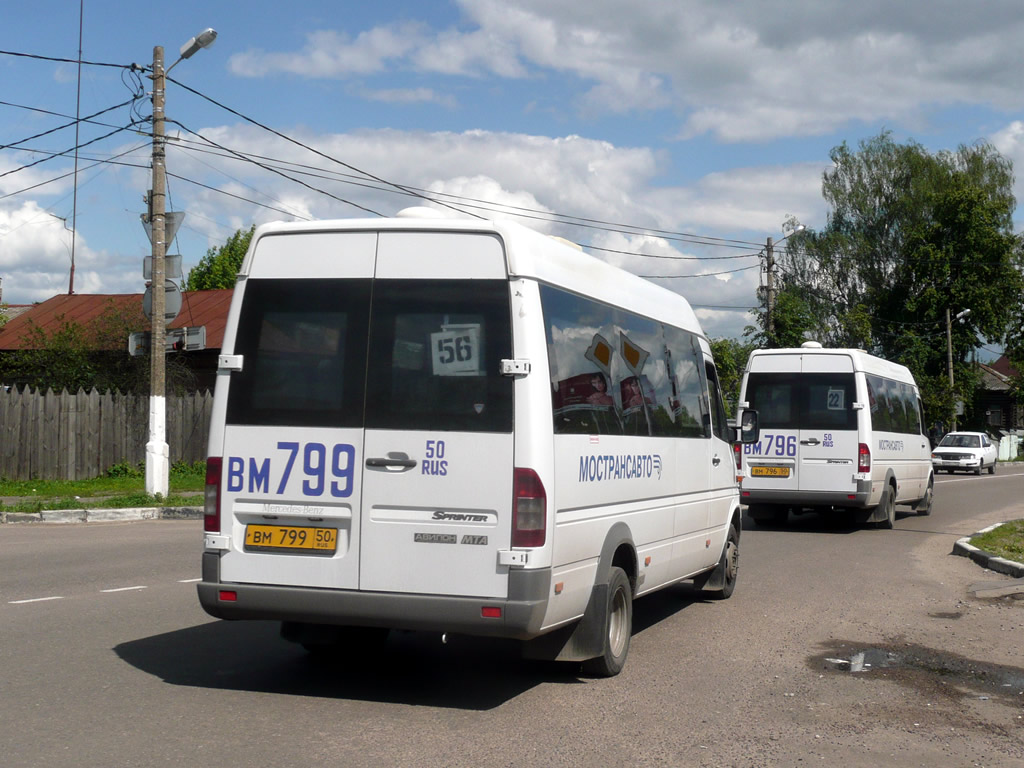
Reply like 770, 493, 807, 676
747, 345, 915, 382
245, 213, 704, 335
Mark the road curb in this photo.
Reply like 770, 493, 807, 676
1, 506, 203, 524
952, 522, 1024, 578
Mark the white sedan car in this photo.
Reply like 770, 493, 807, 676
931, 432, 998, 475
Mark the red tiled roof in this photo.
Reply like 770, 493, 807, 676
988, 355, 1019, 379
0, 290, 232, 351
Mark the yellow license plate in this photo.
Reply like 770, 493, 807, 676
750, 466, 791, 478
244, 525, 338, 554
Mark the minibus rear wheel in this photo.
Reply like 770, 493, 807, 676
582, 566, 632, 677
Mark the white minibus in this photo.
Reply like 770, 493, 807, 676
738, 342, 933, 527
197, 209, 758, 676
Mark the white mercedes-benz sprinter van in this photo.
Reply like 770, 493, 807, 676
737, 342, 932, 527
197, 209, 759, 676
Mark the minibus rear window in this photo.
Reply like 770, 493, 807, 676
226, 279, 371, 427
746, 372, 857, 431
364, 280, 513, 433
227, 278, 513, 433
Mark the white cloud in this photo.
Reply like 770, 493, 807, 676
3, 122, 823, 337
363, 87, 457, 107
226, 1, 1024, 140
228, 24, 428, 78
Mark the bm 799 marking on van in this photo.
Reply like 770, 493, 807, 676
226, 441, 356, 497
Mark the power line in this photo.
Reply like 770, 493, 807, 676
166, 73, 482, 220
640, 263, 761, 279
0, 142, 150, 197
167, 133, 763, 252
0, 49, 135, 69
169, 118, 384, 217
166, 171, 314, 221
0, 121, 144, 180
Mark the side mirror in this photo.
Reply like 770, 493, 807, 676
736, 409, 759, 444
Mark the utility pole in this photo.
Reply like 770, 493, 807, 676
765, 236, 775, 344
146, 45, 168, 497
946, 307, 972, 433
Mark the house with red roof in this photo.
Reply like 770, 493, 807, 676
0, 290, 232, 391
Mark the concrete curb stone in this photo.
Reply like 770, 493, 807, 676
1, 506, 203, 524
952, 521, 1024, 579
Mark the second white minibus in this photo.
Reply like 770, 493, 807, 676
738, 342, 933, 527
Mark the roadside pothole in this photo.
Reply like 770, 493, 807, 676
810, 640, 1024, 707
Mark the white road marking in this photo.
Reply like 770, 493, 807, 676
935, 474, 1015, 484
8, 596, 64, 604
100, 585, 148, 593
177, 578, 201, 583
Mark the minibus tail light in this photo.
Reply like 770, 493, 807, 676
512, 468, 546, 548
204, 457, 222, 533
733, 442, 742, 471
858, 443, 871, 473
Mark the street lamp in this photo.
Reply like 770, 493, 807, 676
765, 223, 805, 343
145, 28, 217, 498
946, 307, 971, 432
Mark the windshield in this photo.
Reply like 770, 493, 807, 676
939, 434, 981, 448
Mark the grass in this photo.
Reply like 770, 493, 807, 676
970, 520, 1024, 564
0, 460, 206, 515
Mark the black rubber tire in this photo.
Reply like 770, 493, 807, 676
876, 484, 896, 529
915, 478, 933, 516
581, 566, 632, 678
975, 464, 982, 475
705, 524, 740, 600
989, 460, 997, 475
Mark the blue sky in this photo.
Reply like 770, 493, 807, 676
3, 0, 1024, 343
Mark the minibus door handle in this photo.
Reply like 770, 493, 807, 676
800, 438, 820, 446
365, 455, 417, 470
712, 456, 722, 466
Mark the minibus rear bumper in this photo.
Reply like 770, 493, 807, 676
741, 478, 872, 508
197, 552, 551, 640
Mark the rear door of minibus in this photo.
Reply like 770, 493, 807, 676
358, 231, 515, 598
218, 231, 376, 591
216, 229, 515, 600
794, 354, 859, 496
743, 355, 801, 493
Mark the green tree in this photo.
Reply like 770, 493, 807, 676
709, 337, 755, 415
758, 132, 1024, 425
183, 225, 255, 290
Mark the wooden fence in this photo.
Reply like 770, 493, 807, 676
0, 387, 212, 481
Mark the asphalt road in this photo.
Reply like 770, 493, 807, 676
2, 467, 1023, 767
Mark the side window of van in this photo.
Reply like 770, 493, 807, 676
866, 375, 921, 435
884, 378, 909, 433
866, 375, 890, 433
903, 383, 922, 435
540, 285, 708, 438
704, 362, 732, 442
364, 280, 513, 433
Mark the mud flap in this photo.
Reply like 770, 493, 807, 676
521, 583, 608, 662
702, 558, 727, 591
